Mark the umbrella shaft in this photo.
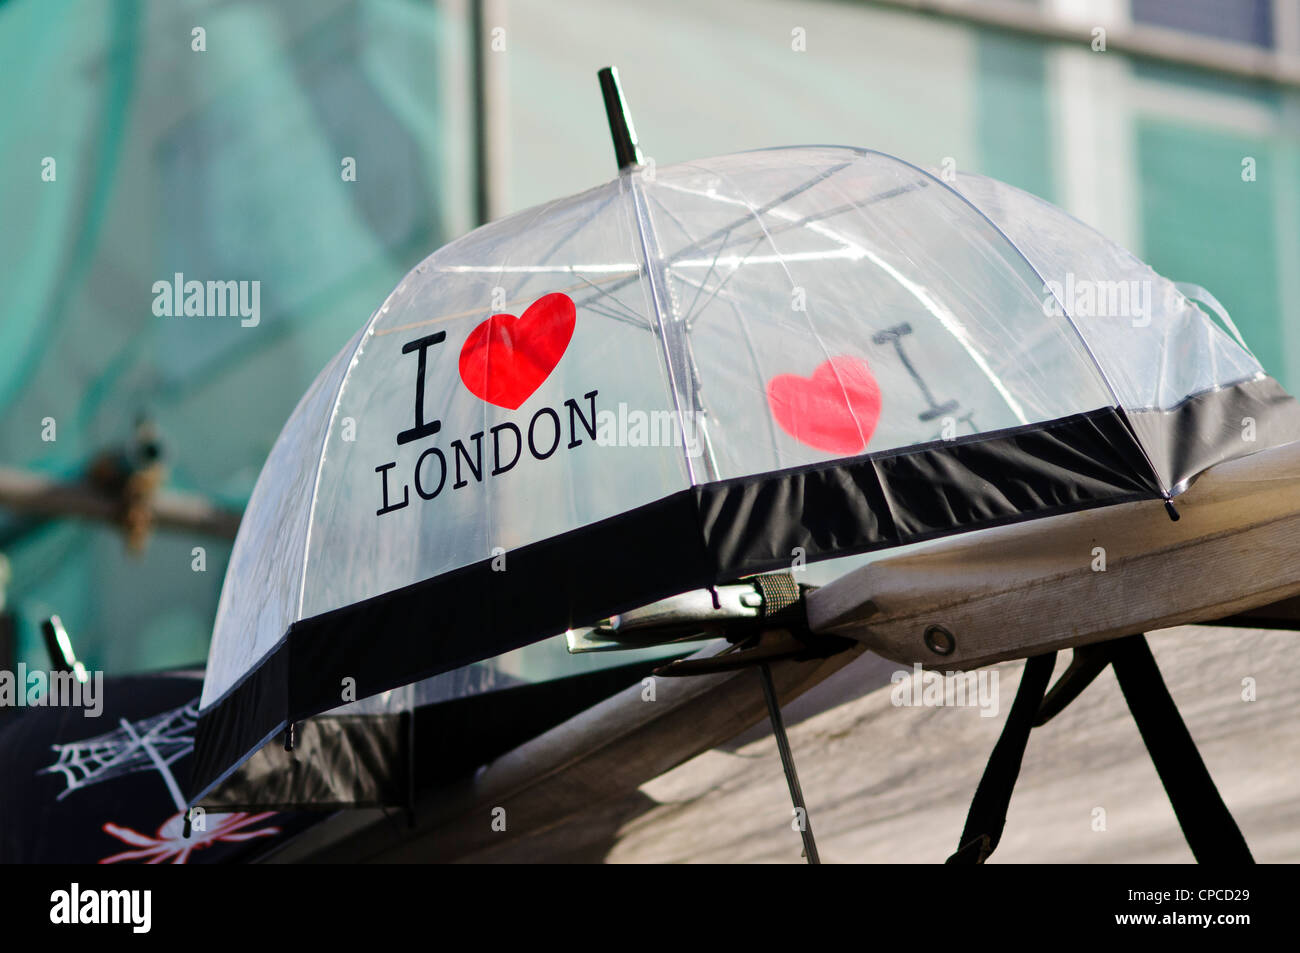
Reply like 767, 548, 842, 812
759, 662, 820, 864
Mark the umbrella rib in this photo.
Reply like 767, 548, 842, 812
373, 269, 641, 336
899, 153, 1162, 484
729, 296, 784, 459
569, 203, 856, 316
570, 162, 858, 312
664, 159, 857, 257
700, 164, 865, 450
694, 199, 873, 255
643, 190, 759, 330
610, 174, 884, 331
675, 233, 768, 329
296, 313, 387, 623
643, 188, 721, 325
626, 173, 722, 484
634, 182, 897, 331
535, 190, 623, 265
583, 301, 648, 328
569, 271, 652, 329
814, 166, 1033, 425
651, 176, 929, 259
681, 240, 725, 328
643, 188, 698, 248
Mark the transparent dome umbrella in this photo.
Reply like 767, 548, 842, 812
189, 72, 1300, 808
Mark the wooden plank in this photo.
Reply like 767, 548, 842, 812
808, 441, 1300, 669
0, 465, 241, 540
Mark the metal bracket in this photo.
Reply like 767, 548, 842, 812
654, 628, 854, 677
567, 573, 833, 656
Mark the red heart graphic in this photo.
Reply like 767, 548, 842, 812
766, 356, 882, 455
459, 292, 576, 410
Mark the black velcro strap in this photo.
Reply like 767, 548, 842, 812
947, 652, 1057, 864
1108, 634, 1253, 864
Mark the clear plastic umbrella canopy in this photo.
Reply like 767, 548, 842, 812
190, 142, 1300, 800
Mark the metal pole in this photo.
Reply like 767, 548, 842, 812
758, 662, 820, 864
469, 0, 507, 224
470, 0, 489, 225
609, 67, 721, 484
597, 66, 643, 172
406, 708, 417, 829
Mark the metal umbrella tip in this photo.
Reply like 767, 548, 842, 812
598, 66, 644, 172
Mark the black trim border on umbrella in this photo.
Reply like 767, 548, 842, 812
189, 376, 1300, 803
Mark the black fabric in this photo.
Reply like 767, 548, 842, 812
947, 653, 1057, 864
408, 658, 679, 789
1128, 375, 1300, 492
1109, 634, 1254, 864
192, 644, 291, 801
696, 408, 1157, 576
191, 378, 1290, 803
200, 714, 408, 811
200, 658, 673, 811
0, 671, 321, 863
